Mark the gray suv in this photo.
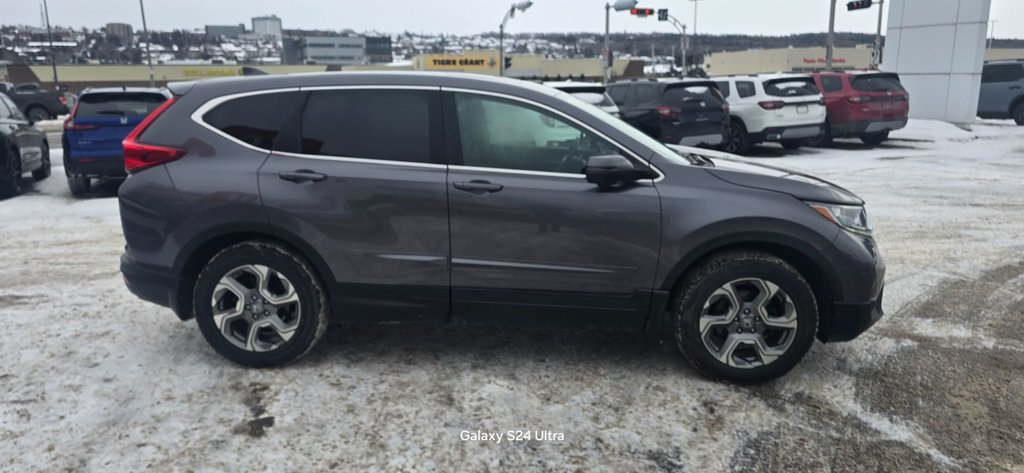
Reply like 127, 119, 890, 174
119, 72, 885, 384
978, 60, 1024, 125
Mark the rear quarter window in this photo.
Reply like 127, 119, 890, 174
763, 78, 820, 97
76, 93, 167, 118
202, 92, 303, 150
851, 74, 907, 92
736, 81, 757, 98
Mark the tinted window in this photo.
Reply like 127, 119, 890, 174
76, 93, 167, 118
204, 92, 301, 150
851, 74, 907, 92
981, 64, 1024, 84
714, 81, 731, 98
663, 84, 724, 111
1, 95, 24, 120
634, 84, 656, 103
454, 93, 618, 174
607, 85, 627, 105
736, 81, 756, 98
764, 78, 820, 97
820, 76, 844, 93
300, 89, 433, 163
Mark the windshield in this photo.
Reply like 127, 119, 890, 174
763, 78, 820, 97
553, 90, 699, 166
76, 93, 167, 118
851, 74, 905, 92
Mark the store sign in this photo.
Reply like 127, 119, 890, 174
423, 54, 498, 72
802, 57, 847, 64
182, 68, 241, 77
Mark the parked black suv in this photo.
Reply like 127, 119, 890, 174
119, 72, 884, 383
607, 79, 728, 148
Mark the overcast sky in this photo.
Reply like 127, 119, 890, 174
6, 0, 1023, 38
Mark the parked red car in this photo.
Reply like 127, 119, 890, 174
807, 71, 909, 146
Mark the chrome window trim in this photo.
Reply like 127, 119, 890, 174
448, 165, 586, 179
270, 150, 446, 169
442, 86, 665, 181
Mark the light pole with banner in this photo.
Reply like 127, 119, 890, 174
499, 1, 533, 77
604, 0, 637, 83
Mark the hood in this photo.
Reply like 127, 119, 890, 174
666, 145, 864, 205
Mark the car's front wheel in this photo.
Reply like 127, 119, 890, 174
1, 148, 23, 197
1013, 102, 1024, 126
193, 241, 328, 367
673, 251, 818, 384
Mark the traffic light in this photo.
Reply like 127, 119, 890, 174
504, 56, 513, 71
847, 0, 873, 11
657, 9, 669, 21
630, 7, 655, 17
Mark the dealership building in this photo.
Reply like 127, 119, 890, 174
705, 46, 1024, 76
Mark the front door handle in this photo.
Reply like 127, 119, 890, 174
278, 170, 327, 183
453, 180, 503, 194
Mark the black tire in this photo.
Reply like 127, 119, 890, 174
1, 148, 23, 197
193, 241, 329, 367
721, 120, 751, 155
780, 139, 802, 151
805, 122, 833, 147
1013, 102, 1024, 126
860, 131, 889, 146
26, 106, 49, 124
672, 251, 818, 384
32, 143, 51, 181
65, 156, 91, 197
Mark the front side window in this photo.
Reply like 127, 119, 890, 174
981, 64, 1024, 84
633, 84, 656, 104
204, 92, 302, 150
607, 85, 628, 105
714, 81, 731, 98
300, 89, 435, 163
454, 93, 618, 174
0, 95, 14, 119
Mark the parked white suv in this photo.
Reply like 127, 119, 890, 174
713, 74, 826, 154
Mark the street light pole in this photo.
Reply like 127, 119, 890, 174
689, 0, 704, 71
604, 0, 637, 83
498, 1, 533, 77
139, 0, 155, 87
826, 0, 837, 71
873, 0, 885, 67
42, 0, 58, 86
665, 14, 688, 75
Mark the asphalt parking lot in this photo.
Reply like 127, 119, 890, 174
1, 120, 1022, 472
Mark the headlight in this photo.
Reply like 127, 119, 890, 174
807, 202, 873, 235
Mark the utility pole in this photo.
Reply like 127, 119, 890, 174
42, 0, 58, 86
604, 3, 611, 82
873, 0, 885, 67
139, 0, 155, 87
826, 0, 837, 71
987, 20, 997, 52
690, 0, 703, 69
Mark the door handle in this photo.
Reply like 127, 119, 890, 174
278, 170, 326, 183
453, 180, 503, 194
1010, 86, 1022, 90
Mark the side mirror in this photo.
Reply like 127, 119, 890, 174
585, 154, 645, 190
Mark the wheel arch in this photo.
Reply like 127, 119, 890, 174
171, 225, 335, 321
1009, 94, 1024, 117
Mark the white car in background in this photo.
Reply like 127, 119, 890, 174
544, 81, 621, 117
712, 74, 826, 154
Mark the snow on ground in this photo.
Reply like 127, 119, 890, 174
1, 120, 1023, 472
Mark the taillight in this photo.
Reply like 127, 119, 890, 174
62, 103, 98, 131
818, 97, 826, 106
846, 95, 872, 104
656, 106, 679, 119
122, 97, 185, 173
758, 100, 785, 110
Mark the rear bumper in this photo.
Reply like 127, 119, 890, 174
751, 124, 823, 143
121, 253, 186, 319
66, 155, 126, 178
831, 118, 908, 137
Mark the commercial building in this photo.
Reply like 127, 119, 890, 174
298, 36, 366, 65
104, 23, 133, 45
205, 24, 246, 38
252, 15, 283, 41
705, 47, 875, 75
365, 36, 393, 64
413, 51, 636, 80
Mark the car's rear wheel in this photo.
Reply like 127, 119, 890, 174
65, 157, 91, 197
721, 120, 750, 155
805, 122, 833, 147
193, 241, 328, 367
780, 139, 802, 151
860, 131, 889, 146
1, 148, 23, 197
1013, 102, 1024, 126
26, 106, 49, 124
32, 143, 51, 181
673, 251, 818, 384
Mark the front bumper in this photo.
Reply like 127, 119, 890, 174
121, 253, 186, 319
66, 155, 126, 178
821, 286, 884, 342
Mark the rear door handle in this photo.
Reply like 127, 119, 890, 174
453, 180, 503, 194
278, 170, 327, 183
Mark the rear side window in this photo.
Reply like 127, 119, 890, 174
736, 81, 756, 98
76, 93, 167, 118
607, 85, 627, 105
981, 64, 1024, 84
764, 78, 820, 97
204, 92, 301, 150
820, 76, 844, 93
632, 84, 656, 104
714, 81, 731, 98
300, 89, 435, 164
851, 74, 907, 92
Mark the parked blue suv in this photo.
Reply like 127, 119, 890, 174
62, 87, 170, 196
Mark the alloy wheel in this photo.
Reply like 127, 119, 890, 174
699, 278, 798, 368
723, 127, 741, 153
211, 264, 302, 352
